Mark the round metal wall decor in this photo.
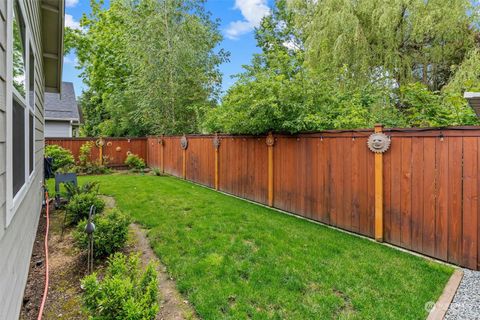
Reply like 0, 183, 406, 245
180, 135, 188, 150
265, 133, 275, 147
213, 135, 221, 150
367, 133, 391, 153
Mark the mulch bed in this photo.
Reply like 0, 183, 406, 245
19, 206, 47, 319
19, 196, 196, 320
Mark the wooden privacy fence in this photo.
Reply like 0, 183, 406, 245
45, 137, 147, 167
46, 127, 480, 270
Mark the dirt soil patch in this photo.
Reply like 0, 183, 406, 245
20, 196, 196, 320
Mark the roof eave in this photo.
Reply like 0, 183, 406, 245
41, 0, 65, 93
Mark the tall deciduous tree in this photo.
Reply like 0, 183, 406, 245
204, 0, 479, 134
291, 0, 478, 91
71, 0, 227, 136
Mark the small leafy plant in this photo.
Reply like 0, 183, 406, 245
76, 141, 112, 175
125, 153, 146, 171
65, 192, 105, 225
64, 181, 100, 200
151, 167, 163, 176
78, 141, 95, 167
74, 208, 130, 258
45, 144, 75, 172
81, 253, 159, 320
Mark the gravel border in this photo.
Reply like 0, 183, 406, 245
445, 269, 480, 320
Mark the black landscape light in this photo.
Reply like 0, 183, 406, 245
85, 205, 96, 273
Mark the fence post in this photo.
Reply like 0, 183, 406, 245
181, 135, 188, 179
213, 134, 220, 190
96, 138, 105, 165
266, 132, 275, 207
374, 124, 384, 242
160, 135, 164, 173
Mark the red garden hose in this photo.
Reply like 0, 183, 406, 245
37, 190, 50, 320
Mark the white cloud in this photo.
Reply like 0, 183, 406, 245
65, 0, 79, 7
225, 0, 271, 39
64, 54, 79, 65
65, 14, 81, 30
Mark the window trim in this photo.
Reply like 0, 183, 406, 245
5, 0, 37, 227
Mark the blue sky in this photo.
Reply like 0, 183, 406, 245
63, 0, 274, 97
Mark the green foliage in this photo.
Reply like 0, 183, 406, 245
445, 49, 480, 94
79, 141, 95, 167
45, 145, 75, 172
66, 193, 105, 225
151, 167, 162, 176
64, 181, 100, 201
400, 83, 478, 127
74, 208, 130, 258
81, 253, 158, 319
204, 0, 480, 134
70, 0, 227, 136
291, 0, 477, 91
125, 154, 145, 170
75, 141, 112, 175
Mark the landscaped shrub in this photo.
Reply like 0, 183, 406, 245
76, 141, 111, 175
125, 153, 146, 170
64, 181, 100, 200
74, 208, 130, 258
45, 144, 75, 172
81, 253, 158, 319
65, 193, 105, 225
78, 141, 95, 167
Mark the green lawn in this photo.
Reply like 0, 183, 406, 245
50, 174, 453, 319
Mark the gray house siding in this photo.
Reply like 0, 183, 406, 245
0, 0, 46, 318
45, 120, 71, 137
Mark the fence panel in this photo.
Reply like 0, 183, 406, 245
186, 137, 215, 188
218, 136, 268, 204
163, 137, 182, 177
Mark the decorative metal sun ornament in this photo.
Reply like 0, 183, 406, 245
180, 135, 188, 150
213, 135, 221, 150
265, 133, 275, 147
367, 133, 391, 153
95, 138, 105, 148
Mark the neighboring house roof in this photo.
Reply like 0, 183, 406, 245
464, 92, 480, 117
45, 82, 80, 122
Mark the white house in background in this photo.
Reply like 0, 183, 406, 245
0, 0, 64, 318
464, 92, 480, 117
45, 81, 81, 137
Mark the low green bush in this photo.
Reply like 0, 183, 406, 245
45, 144, 75, 172
65, 181, 100, 200
74, 208, 130, 258
125, 154, 146, 170
81, 253, 158, 319
65, 193, 105, 225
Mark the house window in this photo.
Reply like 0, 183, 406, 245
29, 44, 35, 174
12, 98, 25, 196
7, 0, 36, 223
12, 1, 26, 98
